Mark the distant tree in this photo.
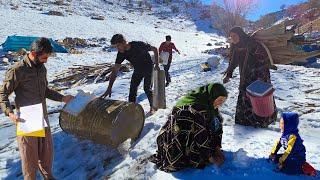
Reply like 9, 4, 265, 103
211, 0, 257, 35
286, 4, 304, 18
280, 4, 286, 11
187, 0, 202, 7
258, 13, 277, 28
171, 5, 179, 13
200, 8, 211, 20
309, 0, 320, 9
154, 0, 173, 5
163, 0, 172, 5
302, 0, 319, 23
137, 0, 151, 9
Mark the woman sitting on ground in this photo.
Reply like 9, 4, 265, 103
150, 83, 228, 172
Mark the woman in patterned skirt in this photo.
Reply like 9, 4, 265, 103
150, 83, 228, 172
223, 26, 277, 128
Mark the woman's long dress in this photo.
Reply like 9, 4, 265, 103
150, 104, 223, 172
225, 40, 277, 128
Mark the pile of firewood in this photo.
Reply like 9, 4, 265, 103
51, 63, 131, 91
252, 19, 320, 65
1, 48, 27, 64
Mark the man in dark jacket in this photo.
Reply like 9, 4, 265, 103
0, 38, 74, 180
101, 34, 159, 113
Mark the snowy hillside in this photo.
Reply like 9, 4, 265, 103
0, 1, 319, 180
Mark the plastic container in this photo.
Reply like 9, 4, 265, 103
246, 80, 275, 117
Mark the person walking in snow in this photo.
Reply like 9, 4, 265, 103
223, 26, 277, 128
0, 38, 74, 180
150, 83, 228, 172
159, 35, 180, 87
101, 34, 160, 113
269, 112, 316, 176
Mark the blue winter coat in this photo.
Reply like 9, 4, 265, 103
271, 112, 306, 170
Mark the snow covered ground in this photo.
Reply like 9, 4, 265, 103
0, 1, 319, 180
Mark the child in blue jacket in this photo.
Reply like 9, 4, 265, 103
269, 112, 306, 175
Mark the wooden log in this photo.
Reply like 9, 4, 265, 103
51, 63, 131, 88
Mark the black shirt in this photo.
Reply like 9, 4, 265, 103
115, 41, 153, 74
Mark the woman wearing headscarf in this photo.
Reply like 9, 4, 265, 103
150, 83, 228, 172
223, 26, 277, 128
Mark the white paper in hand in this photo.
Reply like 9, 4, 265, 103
19, 103, 45, 133
63, 90, 96, 116
43, 118, 48, 128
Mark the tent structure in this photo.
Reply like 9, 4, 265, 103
252, 19, 320, 65
1, 35, 68, 53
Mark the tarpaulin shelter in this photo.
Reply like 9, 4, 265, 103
1, 35, 68, 53
252, 19, 320, 65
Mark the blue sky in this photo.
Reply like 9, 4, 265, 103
201, 0, 308, 21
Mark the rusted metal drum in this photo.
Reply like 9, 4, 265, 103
59, 98, 145, 147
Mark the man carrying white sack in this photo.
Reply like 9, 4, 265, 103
159, 35, 180, 87
0, 38, 74, 180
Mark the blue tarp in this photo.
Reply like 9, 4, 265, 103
1, 35, 68, 53
302, 44, 320, 64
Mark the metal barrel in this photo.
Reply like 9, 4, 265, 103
153, 69, 166, 109
59, 98, 145, 147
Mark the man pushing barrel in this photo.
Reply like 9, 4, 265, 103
101, 34, 160, 114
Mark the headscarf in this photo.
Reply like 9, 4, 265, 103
228, 26, 257, 87
175, 83, 228, 118
229, 26, 250, 49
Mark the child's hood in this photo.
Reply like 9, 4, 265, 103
282, 112, 299, 135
